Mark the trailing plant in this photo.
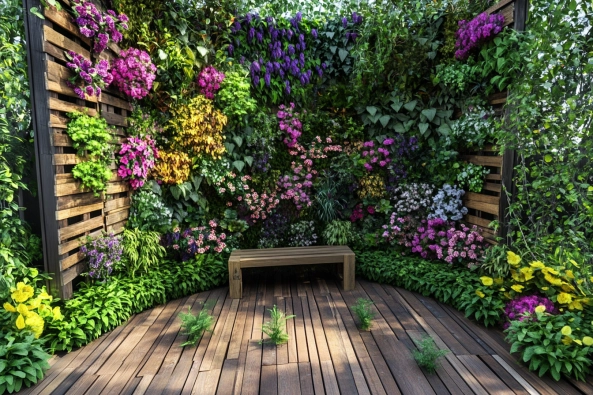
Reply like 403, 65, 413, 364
178, 305, 214, 347
412, 336, 448, 374
71, 161, 112, 197
70, 0, 129, 54
260, 305, 295, 346
121, 228, 166, 277
0, 331, 51, 394
351, 298, 374, 330
65, 52, 113, 99
455, 12, 505, 60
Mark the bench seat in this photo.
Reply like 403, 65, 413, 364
228, 246, 355, 298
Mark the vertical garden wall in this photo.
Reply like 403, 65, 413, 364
24, 0, 133, 298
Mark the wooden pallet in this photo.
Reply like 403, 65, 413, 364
25, 0, 133, 298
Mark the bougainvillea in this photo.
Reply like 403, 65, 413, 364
118, 135, 158, 190
168, 95, 227, 158
70, 0, 128, 53
277, 103, 303, 148
110, 47, 157, 99
503, 295, 556, 329
65, 51, 112, 99
80, 233, 123, 281
455, 12, 505, 60
152, 150, 191, 184
197, 66, 225, 99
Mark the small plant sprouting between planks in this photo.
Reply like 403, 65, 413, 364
260, 305, 295, 345
412, 336, 449, 374
351, 298, 375, 330
178, 304, 214, 347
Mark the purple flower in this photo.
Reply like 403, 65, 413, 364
311, 28, 318, 39
342, 17, 348, 28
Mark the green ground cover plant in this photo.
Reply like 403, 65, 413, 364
351, 298, 374, 330
261, 305, 295, 346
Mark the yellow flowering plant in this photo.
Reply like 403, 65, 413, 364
152, 150, 192, 185
504, 251, 590, 311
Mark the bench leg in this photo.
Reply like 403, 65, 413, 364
229, 259, 243, 299
343, 254, 355, 291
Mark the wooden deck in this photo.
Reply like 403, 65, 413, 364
23, 267, 593, 395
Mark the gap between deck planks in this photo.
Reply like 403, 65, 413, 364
23, 267, 593, 395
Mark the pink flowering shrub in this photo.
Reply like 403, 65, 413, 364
71, 0, 128, 54
455, 12, 505, 60
118, 135, 158, 190
197, 66, 225, 99
361, 139, 392, 171
163, 220, 228, 260
216, 172, 280, 222
381, 214, 418, 246
65, 51, 112, 99
503, 295, 556, 329
277, 103, 303, 147
110, 47, 157, 100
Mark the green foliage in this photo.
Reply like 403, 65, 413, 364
178, 305, 214, 347
261, 305, 295, 346
356, 250, 504, 327
479, 244, 510, 278
71, 161, 112, 197
217, 67, 257, 127
351, 298, 374, 330
505, 310, 593, 381
412, 336, 448, 374
314, 174, 345, 223
322, 220, 353, 246
45, 253, 227, 352
0, 331, 50, 394
121, 228, 167, 277
128, 183, 173, 232
455, 162, 489, 193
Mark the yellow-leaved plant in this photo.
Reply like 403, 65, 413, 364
3, 281, 63, 339
153, 150, 192, 184
168, 95, 227, 158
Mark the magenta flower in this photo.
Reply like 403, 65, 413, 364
197, 66, 225, 99
118, 135, 158, 189
110, 47, 156, 100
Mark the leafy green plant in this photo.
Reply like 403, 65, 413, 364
456, 162, 489, 193
128, 183, 173, 232
178, 305, 214, 347
260, 305, 295, 346
412, 336, 448, 374
314, 173, 345, 223
351, 298, 374, 330
479, 244, 510, 278
0, 331, 51, 394
217, 67, 257, 127
323, 220, 353, 246
121, 228, 167, 277
505, 310, 593, 381
71, 161, 112, 197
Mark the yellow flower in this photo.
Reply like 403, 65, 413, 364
530, 261, 545, 269
475, 290, 485, 298
583, 337, 593, 346
542, 267, 559, 276
16, 314, 25, 330
24, 312, 44, 338
52, 307, 63, 321
27, 297, 41, 310
557, 293, 573, 304
511, 285, 524, 293
480, 276, 494, 286
561, 336, 573, 345
494, 278, 504, 286
544, 273, 563, 286
507, 251, 521, 266
520, 267, 534, 281
565, 270, 575, 279
511, 270, 521, 282
17, 303, 30, 317
11, 282, 34, 303
535, 305, 546, 313
574, 339, 583, 345
562, 283, 576, 293
569, 300, 584, 311
3, 302, 16, 312
38, 291, 52, 301
542, 287, 549, 291
561, 326, 572, 336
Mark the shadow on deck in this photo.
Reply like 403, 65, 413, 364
22, 267, 593, 394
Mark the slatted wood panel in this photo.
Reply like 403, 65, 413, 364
485, 0, 515, 26
20, 268, 591, 395
30, 1, 133, 298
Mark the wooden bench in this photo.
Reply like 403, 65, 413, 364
228, 246, 355, 298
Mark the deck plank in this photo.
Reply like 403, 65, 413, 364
25, 269, 593, 395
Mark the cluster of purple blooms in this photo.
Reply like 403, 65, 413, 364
230, 12, 325, 94
277, 103, 302, 148
162, 221, 228, 261
80, 233, 123, 280
197, 66, 225, 99
65, 51, 112, 99
361, 139, 393, 171
455, 12, 505, 60
387, 136, 419, 187
503, 295, 556, 329
118, 135, 159, 190
343, 12, 364, 42
110, 47, 157, 100
71, 0, 128, 54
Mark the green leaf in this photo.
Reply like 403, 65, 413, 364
233, 136, 243, 147
403, 100, 417, 111
338, 48, 348, 62
544, 155, 553, 163
233, 161, 245, 172
421, 108, 437, 122
366, 106, 377, 116
29, 7, 44, 19
418, 123, 429, 136
379, 115, 391, 128
196, 46, 208, 57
